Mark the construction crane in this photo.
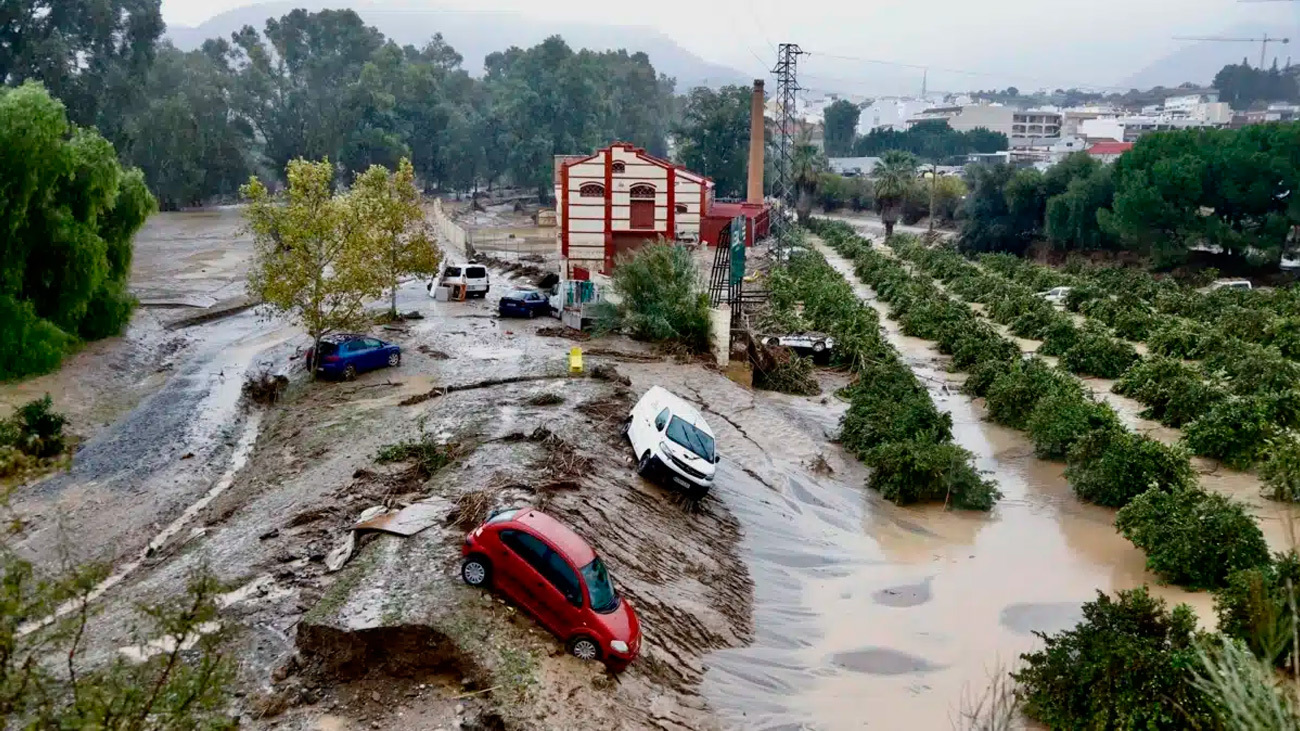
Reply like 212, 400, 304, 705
1172, 33, 1291, 68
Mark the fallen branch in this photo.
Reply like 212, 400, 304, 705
399, 374, 571, 406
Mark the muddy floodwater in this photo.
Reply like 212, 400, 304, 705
685, 237, 1249, 730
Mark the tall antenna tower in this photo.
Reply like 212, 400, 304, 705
771, 43, 804, 243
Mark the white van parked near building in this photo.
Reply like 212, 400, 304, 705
622, 386, 719, 499
432, 264, 491, 298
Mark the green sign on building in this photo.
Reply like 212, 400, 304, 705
729, 216, 746, 287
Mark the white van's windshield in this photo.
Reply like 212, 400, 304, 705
666, 416, 715, 461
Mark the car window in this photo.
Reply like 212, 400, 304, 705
666, 416, 715, 461
444, 266, 462, 278
339, 340, 358, 353
318, 342, 339, 356
505, 289, 531, 299
465, 266, 487, 278
544, 551, 582, 606
580, 558, 619, 613
654, 408, 670, 431
363, 338, 383, 349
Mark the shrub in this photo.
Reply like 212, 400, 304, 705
1148, 320, 1213, 360
1065, 429, 1195, 507
1191, 637, 1300, 730
1113, 356, 1224, 427
985, 357, 1079, 430
0, 295, 75, 381
988, 292, 1042, 326
77, 280, 135, 340
939, 321, 1018, 371
1265, 316, 1300, 360
1026, 392, 1121, 460
1008, 306, 1057, 340
1215, 551, 1300, 669
1183, 396, 1278, 470
1110, 308, 1156, 341
1036, 317, 1079, 357
1203, 341, 1300, 396
606, 243, 711, 353
1013, 587, 1217, 730
962, 358, 1012, 398
1064, 283, 1103, 312
4, 395, 69, 459
1261, 437, 1300, 503
1117, 485, 1270, 590
864, 439, 1000, 510
1059, 325, 1139, 379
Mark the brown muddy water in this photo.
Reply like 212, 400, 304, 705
678, 239, 1238, 730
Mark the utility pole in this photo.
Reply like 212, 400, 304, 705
771, 43, 804, 247
926, 163, 939, 236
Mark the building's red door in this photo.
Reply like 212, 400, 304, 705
630, 199, 654, 229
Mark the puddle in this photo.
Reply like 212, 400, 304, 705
830, 647, 945, 675
1000, 602, 1086, 636
872, 577, 933, 607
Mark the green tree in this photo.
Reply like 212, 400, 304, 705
0, 0, 165, 143
351, 158, 442, 317
822, 99, 859, 157
243, 159, 387, 378
673, 85, 754, 199
1099, 124, 1300, 268
226, 9, 387, 179
791, 131, 827, 222
874, 150, 918, 237
853, 120, 1006, 161
119, 42, 255, 210
0, 83, 154, 380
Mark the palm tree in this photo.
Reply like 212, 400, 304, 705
874, 150, 919, 238
790, 130, 827, 222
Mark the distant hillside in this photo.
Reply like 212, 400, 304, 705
1122, 23, 1296, 90
166, 1, 750, 91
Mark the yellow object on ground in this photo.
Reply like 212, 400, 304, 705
569, 347, 583, 373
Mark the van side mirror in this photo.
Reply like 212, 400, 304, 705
714, 454, 722, 464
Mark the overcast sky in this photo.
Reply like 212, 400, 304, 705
161, 0, 1300, 91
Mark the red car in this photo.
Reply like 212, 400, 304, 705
460, 508, 641, 669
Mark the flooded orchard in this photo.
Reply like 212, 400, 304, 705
8, 209, 1285, 730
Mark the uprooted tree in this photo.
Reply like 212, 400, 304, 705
243, 158, 388, 377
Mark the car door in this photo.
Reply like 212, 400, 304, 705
497, 530, 570, 634
495, 529, 548, 619
628, 395, 657, 455
364, 338, 387, 370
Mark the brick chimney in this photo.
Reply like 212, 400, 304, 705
747, 79, 765, 205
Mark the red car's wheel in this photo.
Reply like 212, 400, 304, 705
461, 555, 491, 587
567, 635, 601, 662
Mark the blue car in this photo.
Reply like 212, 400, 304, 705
307, 334, 401, 380
498, 289, 553, 318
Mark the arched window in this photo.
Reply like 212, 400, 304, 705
579, 183, 604, 198
629, 184, 656, 199
611, 161, 626, 173
674, 204, 688, 214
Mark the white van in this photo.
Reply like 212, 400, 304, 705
435, 264, 491, 298
622, 386, 719, 499
1210, 279, 1252, 292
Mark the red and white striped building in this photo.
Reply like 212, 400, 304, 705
554, 143, 714, 277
